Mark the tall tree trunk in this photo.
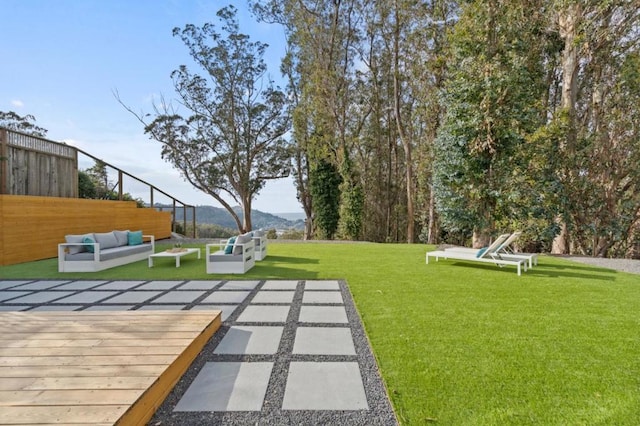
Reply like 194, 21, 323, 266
552, 3, 581, 254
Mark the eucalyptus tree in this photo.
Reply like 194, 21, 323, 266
0, 111, 47, 137
125, 6, 291, 232
433, 0, 549, 246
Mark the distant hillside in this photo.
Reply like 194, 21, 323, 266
161, 204, 305, 230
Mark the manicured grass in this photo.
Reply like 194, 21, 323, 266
2, 242, 640, 424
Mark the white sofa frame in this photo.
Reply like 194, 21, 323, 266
206, 239, 255, 274
58, 235, 155, 272
253, 235, 268, 261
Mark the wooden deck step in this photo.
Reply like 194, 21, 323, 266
0, 310, 221, 426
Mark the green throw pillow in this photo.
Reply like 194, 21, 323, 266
224, 236, 237, 254
83, 236, 96, 253
128, 230, 143, 246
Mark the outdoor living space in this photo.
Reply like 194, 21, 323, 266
2, 242, 640, 425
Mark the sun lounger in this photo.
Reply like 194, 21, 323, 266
444, 232, 538, 269
427, 234, 526, 275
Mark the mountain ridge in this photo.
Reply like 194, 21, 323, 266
161, 204, 305, 230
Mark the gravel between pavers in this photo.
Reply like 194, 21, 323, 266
149, 279, 398, 426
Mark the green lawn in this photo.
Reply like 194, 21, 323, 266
2, 241, 640, 425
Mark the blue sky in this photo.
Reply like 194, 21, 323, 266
1, 0, 301, 214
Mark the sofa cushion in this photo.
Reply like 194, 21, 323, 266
95, 232, 119, 250
83, 236, 96, 253
128, 230, 143, 246
65, 234, 92, 254
100, 244, 152, 261
233, 233, 252, 255
113, 230, 130, 246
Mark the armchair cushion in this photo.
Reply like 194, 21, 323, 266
233, 234, 252, 255
224, 236, 237, 254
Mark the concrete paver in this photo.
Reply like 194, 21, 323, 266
302, 291, 344, 304
298, 305, 349, 323
292, 327, 356, 355
214, 326, 284, 354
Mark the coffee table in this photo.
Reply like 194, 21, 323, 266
148, 248, 201, 268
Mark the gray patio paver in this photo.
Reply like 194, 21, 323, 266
191, 304, 238, 321
7, 291, 74, 304
0, 305, 28, 311
214, 326, 284, 354
0, 281, 32, 290
52, 291, 118, 304
55, 281, 107, 290
262, 280, 299, 290
298, 306, 349, 323
30, 305, 82, 311
292, 327, 356, 355
219, 281, 260, 290
0, 291, 32, 302
302, 291, 344, 304
202, 291, 250, 304
138, 305, 186, 310
251, 291, 295, 304
11, 280, 70, 290
84, 305, 135, 311
100, 291, 161, 304
93, 281, 145, 290
179, 280, 221, 290
304, 280, 341, 290
151, 291, 205, 304
137, 281, 184, 290
282, 362, 369, 410
174, 362, 273, 412
236, 305, 290, 323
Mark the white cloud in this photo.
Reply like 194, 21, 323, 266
10, 99, 24, 108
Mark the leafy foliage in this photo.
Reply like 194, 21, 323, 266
309, 159, 342, 239
0, 111, 47, 137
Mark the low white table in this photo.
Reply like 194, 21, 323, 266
148, 248, 201, 268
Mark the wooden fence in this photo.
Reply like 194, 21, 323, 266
0, 195, 172, 266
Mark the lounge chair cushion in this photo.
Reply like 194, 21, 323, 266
233, 234, 252, 255
95, 232, 119, 250
476, 247, 488, 258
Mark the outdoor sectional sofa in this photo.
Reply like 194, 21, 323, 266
58, 230, 155, 272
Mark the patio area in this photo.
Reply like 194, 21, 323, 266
0, 279, 397, 425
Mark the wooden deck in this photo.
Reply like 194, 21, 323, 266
0, 310, 221, 425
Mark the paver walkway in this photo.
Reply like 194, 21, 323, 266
0, 279, 397, 425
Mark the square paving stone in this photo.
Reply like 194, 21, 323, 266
292, 327, 356, 355
304, 280, 341, 291
174, 362, 273, 412
202, 291, 250, 304
52, 291, 118, 304
298, 306, 348, 323
236, 305, 290, 323
84, 305, 134, 311
302, 291, 344, 304
151, 291, 205, 304
0, 306, 28, 311
190, 304, 238, 321
262, 280, 299, 290
251, 291, 295, 304
137, 305, 186, 311
0, 281, 32, 290
100, 291, 161, 304
93, 281, 145, 290
30, 305, 82, 311
219, 281, 260, 290
137, 281, 184, 290
179, 280, 221, 290
12, 281, 70, 290
214, 326, 284, 354
55, 281, 107, 290
7, 291, 74, 304
282, 362, 368, 410
0, 291, 32, 302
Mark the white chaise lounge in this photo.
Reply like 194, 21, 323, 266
427, 234, 526, 276
445, 231, 538, 268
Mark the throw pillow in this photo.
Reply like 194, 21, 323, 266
224, 236, 237, 254
128, 230, 144, 246
83, 236, 96, 253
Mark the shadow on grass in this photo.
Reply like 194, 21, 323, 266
448, 262, 616, 281
262, 255, 319, 265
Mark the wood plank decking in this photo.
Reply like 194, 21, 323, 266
0, 310, 221, 425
